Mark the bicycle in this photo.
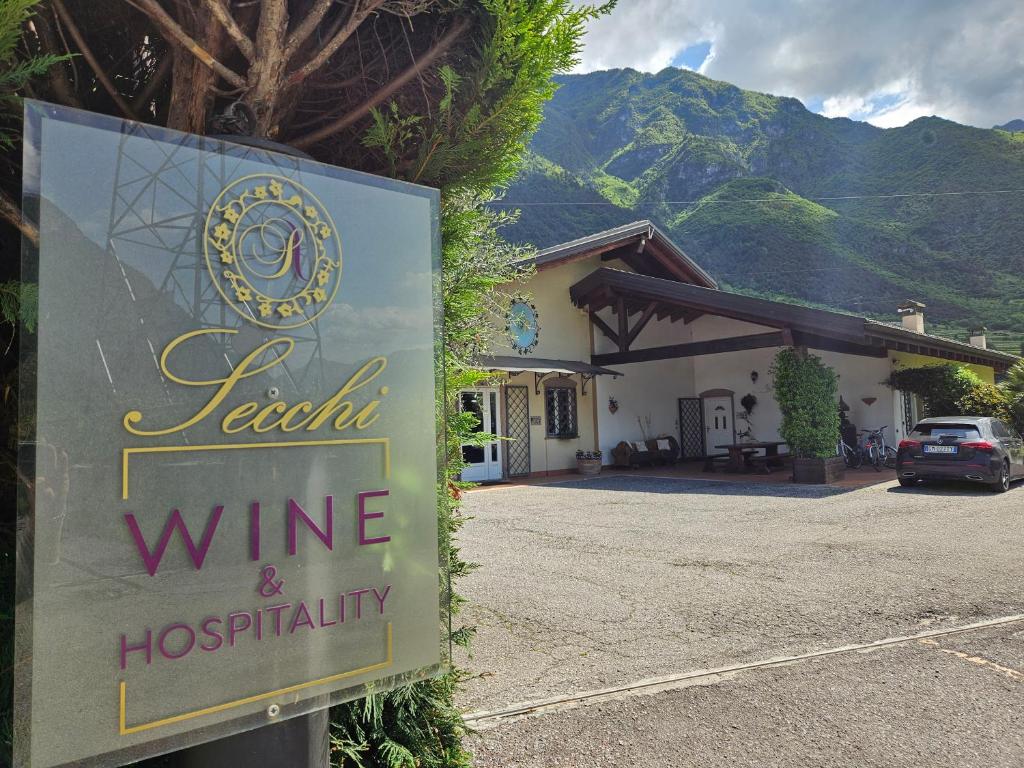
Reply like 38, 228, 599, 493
860, 425, 897, 471
837, 435, 863, 468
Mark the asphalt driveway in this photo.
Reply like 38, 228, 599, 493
466, 619, 1024, 768
454, 474, 1024, 712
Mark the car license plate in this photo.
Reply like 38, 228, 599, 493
924, 444, 957, 454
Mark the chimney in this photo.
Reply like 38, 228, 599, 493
969, 326, 987, 349
897, 300, 926, 334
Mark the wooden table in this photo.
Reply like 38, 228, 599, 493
715, 441, 789, 473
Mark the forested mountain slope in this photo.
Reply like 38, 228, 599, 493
501, 68, 1024, 351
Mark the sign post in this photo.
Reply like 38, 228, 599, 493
15, 101, 445, 768
171, 709, 330, 767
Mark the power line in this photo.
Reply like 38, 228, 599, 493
488, 188, 1024, 206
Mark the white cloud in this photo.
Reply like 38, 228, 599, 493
820, 95, 872, 120
318, 301, 429, 360
574, 1, 1024, 128
323, 302, 423, 338
696, 42, 717, 75
864, 98, 938, 129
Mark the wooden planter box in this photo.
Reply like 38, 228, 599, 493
792, 456, 846, 484
576, 458, 603, 476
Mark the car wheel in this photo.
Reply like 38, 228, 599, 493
992, 461, 1010, 493
898, 478, 917, 488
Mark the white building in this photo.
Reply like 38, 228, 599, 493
459, 221, 1015, 481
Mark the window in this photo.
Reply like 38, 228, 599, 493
460, 391, 485, 463
910, 424, 981, 439
545, 383, 578, 438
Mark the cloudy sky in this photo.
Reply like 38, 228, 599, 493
575, 0, 1024, 128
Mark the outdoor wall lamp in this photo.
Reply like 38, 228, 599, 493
750, 370, 759, 383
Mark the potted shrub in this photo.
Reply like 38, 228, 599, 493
576, 450, 603, 476
771, 348, 845, 483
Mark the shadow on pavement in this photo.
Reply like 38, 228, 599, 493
887, 479, 1024, 496
541, 474, 857, 499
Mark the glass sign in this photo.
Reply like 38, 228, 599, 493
15, 102, 444, 768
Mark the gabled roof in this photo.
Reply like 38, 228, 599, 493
571, 267, 866, 341
517, 220, 718, 289
570, 268, 1019, 371
863, 320, 1019, 367
477, 355, 622, 377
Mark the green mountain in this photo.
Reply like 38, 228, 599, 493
501, 68, 1024, 353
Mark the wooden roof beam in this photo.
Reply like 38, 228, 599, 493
625, 302, 659, 348
589, 310, 619, 347
569, 268, 868, 343
600, 240, 642, 264
594, 331, 786, 366
790, 331, 888, 358
617, 297, 629, 353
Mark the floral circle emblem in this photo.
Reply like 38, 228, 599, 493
204, 174, 342, 329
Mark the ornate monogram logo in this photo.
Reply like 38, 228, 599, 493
204, 174, 342, 329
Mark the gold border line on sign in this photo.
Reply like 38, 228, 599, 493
121, 438, 391, 500
119, 623, 393, 736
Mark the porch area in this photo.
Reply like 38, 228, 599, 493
459, 223, 1016, 484
571, 268, 1014, 469
467, 460, 893, 494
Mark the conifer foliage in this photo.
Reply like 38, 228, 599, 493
0, 0, 612, 765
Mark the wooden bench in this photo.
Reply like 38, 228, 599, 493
703, 453, 729, 472
747, 452, 793, 474
648, 436, 681, 466
612, 441, 655, 468
703, 451, 755, 472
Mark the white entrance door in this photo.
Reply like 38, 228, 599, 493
703, 396, 734, 453
459, 388, 504, 482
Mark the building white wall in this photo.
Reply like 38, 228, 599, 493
689, 315, 900, 449
506, 373, 597, 476
595, 359, 695, 458
481, 254, 636, 475
693, 349, 781, 443
817, 350, 895, 440
489, 254, 632, 359
688, 316, 778, 446
598, 312, 907, 455
593, 308, 697, 459
474, 254, 987, 472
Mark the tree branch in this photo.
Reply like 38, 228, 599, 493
124, 0, 247, 89
52, 0, 138, 119
0, 188, 39, 248
287, 0, 388, 86
291, 16, 468, 149
131, 53, 173, 114
254, 0, 289, 61
33, 7, 82, 108
201, 0, 254, 60
285, 0, 335, 58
